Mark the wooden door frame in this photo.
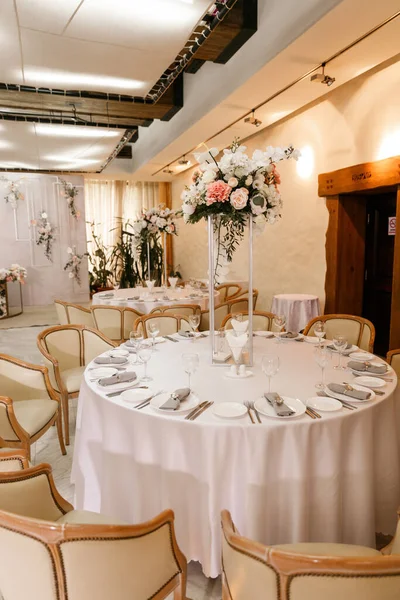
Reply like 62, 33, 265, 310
319, 155, 400, 350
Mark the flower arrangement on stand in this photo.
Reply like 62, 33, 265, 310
0, 178, 24, 209
181, 139, 300, 283
59, 178, 80, 219
31, 212, 56, 261
0, 264, 27, 284
64, 247, 88, 286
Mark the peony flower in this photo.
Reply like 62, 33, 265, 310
205, 180, 231, 205
230, 188, 249, 210
227, 177, 238, 188
202, 169, 217, 184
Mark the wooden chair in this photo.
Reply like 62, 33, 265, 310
387, 349, 400, 377
91, 305, 143, 343
67, 303, 95, 327
200, 301, 231, 331
135, 314, 191, 338
303, 314, 376, 352
228, 292, 258, 313
0, 501, 187, 599
37, 325, 116, 445
0, 354, 65, 461
149, 304, 202, 318
222, 310, 276, 331
221, 509, 400, 600
54, 299, 69, 325
216, 284, 243, 303
0, 449, 29, 472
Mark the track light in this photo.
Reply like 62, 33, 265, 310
244, 110, 262, 127
163, 167, 174, 174
310, 63, 335, 87
178, 155, 191, 165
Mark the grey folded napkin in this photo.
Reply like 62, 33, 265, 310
94, 356, 127, 365
178, 330, 193, 338
327, 342, 353, 352
98, 372, 137, 387
264, 393, 295, 417
159, 388, 190, 410
281, 331, 298, 339
127, 296, 140, 300
347, 361, 388, 375
327, 383, 371, 400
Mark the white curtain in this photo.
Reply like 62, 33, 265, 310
123, 181, 159, 221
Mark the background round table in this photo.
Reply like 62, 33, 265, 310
72, 337, 400, 578
92, 287, 220, 314
271, 293, 321, 332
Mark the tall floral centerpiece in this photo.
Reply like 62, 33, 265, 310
132, 207, 180, 285
181, 139, 300, 365
0, 264, 27, 319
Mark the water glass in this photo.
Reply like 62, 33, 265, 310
148, 321, 160, 349
261, 354, 280, 393
138, 344, 152, 381
273, 314, 286, 343
182, 353, 199, 390
314, 321, 326, 347
314, 347, 330, 389
332, 333, 348, 370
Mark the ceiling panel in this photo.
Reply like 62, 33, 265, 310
0, 0, 23, 82
16, 0, 82, 35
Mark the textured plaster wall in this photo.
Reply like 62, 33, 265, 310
171, 58, 400, 312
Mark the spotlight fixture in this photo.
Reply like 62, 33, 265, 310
310, 63, 335, 87
163, 167, 174, 174
244, 110, 262, 127
178, 155, 191, 165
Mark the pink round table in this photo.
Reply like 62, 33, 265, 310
271, 293, 320, 332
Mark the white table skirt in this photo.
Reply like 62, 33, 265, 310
271, 294, 320, 332
72, 337, 400, 578
92, 287, 220, 314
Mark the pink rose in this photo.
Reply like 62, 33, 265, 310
206, 180, 232, 205
230, 187, 249, 210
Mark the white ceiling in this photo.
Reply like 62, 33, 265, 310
0, 122, 124, 171
0, 0, 211, 94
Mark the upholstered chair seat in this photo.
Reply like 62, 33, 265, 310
222, 311, 276, 331
12, 399, 59, 436
37, 325, 116, 445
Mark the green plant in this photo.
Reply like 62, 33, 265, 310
168, 264, 182, 279
87, 222, 113, 291
111, 223, 141, 289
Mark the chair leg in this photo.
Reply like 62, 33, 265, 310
56, 412, 67, 455
62, 392, 70, 446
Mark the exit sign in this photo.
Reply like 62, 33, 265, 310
389, 216, 396, 236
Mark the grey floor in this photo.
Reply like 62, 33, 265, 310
0, 310, 222, 600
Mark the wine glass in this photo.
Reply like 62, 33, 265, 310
189, 314, 200, 341
332, 333, 348, 370
182, 353, 199, 390
314, 346, 330, 389
273, 314, 286, 343
138, 344, 152, 382
148, 321, 160, 349
129, 331, 144, 363
261, 354, 280, 393
314, 321, 326, 347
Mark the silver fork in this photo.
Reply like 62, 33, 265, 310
249, 401, 262, 423
244, 401, 255, 424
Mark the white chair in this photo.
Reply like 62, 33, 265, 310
0, 449, 29, 472
222, 310, 276, 331
91, 305, 143, 342
0, 354, 65, 461
67, 303, 95, 327
221, 509, 400, 600
303, 314, 375, 352
136, 314, 190, 338
54, 299, 69, 325
387, 349, 400, 377
37, 325, 116, 445
216, 283, 243, 302
149, 304, 201, 318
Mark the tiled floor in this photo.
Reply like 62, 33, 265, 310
0, 312, 222, 600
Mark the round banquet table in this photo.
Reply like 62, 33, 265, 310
92, 287, 220, 314
271, 293, 321, 332
72, 337, 400, 578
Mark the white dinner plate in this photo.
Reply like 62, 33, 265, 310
307, 396, 342, 412
89, 367, 118, 379
276, 333, 304, 342
142, 336, 166, 345
304, 336, 321, 344
96, 373, 139, 392
254, 396, 306, 419
352, 376, 387, 388
349, 362, 392, 378
150, 392, 199, 414
212, 402, 247, 419
324, 384, 375, 403
348, 351, 374, 362
120, 388, 154, 404
107, 349, 129, 358
254, 331, 274, 338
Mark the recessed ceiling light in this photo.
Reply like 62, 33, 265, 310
43, 156, 100, 165
34, 125, 121, 138
24, 69, 145, 91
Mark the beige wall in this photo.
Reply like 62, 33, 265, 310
171, 57, 400, 312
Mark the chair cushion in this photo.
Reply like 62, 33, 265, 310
13, 400, 58, 436
273, 542, 381, 557
57, 510, 125, 525
61, 366, 86, 394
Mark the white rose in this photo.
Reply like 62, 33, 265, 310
230, 188, 249, 210
68, 272, 75, 279
41, 212, 48, 219
67, 247, 73, 254
202, 169, 217, 184
227, 177, 238, 188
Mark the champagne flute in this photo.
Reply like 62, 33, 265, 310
273, 314, 286, 344
138, 344, 152, 381
129, 331, 143, 363
314, 346, 330, 389
182, 353, 199, 391
332, 333, 347, 370
189, 314, 200, 341
261, 354, 280, 393
314, 321, 326, 347
148, 321, 160, 350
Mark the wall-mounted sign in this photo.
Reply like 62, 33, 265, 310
388, 216, 396, 236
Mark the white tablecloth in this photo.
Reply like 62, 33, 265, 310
271, 293, 321, 332
72, 337, 400, 578
92, 287, 220, 314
